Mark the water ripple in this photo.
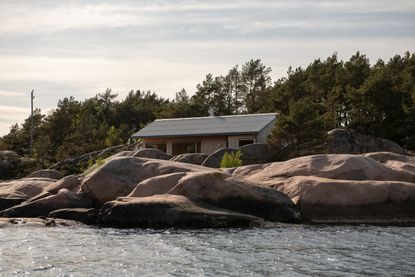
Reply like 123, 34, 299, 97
0, 225, 414, 276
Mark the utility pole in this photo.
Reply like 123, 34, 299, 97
30, 89, 34, 157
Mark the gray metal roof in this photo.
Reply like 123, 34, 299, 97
131, 113, 276, 138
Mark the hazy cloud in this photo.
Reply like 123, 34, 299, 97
0, 0, 414, 135
0, 90, 25, 97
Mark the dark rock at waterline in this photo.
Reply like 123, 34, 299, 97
29, 169, 63, 180
49, 208, 98, 225
0, 217, 81, 227
98, 194, 264, 228
170, 153, 208, 165
0, 189, 93, 218
0, 197, 25, 211
131, 148, 172, 160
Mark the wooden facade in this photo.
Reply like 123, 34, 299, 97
143, 134, 258, 155
133, 113, 276, 156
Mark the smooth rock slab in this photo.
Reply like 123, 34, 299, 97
0, 189, 93, 218
0, 177, 56, 199
362, 152, 415, 173
29, 169, 63, 180
362, 152, 415, 163
98, 194, 264, 228
49, 208, 98, 225
128, 172, 187, 197
238, 143, 276, 165
170, 153, 208, 165
131, 148, 172, 160
274, 176, 415, 224
232, 154, 415, 185
168, 172, 301, 223
126, 171, 301, 223
44, 175, 81, 194
81, 157, 214, 204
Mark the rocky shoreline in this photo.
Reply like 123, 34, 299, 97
0, 151, 414, 228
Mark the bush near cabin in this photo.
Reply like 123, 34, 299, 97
220, 151, 243, 168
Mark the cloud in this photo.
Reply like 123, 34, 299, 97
0, 0, 414, 136
0, 104, 55, 135
0, 122, 16, 136
0, 105, 28, 134
0, 90, 25, 97
0, 0, 414, 35
0, 3, 148, 34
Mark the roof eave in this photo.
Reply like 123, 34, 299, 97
131, 131, 259, 139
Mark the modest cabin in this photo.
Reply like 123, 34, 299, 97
131, 113, 276, 155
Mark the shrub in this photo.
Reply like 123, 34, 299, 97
220, 150, 242, 168
82, 157, 106, 175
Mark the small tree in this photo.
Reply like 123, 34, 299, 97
220, 150, 243, 168
104, 125, 122, 147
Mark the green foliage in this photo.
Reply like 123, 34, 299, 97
240, 59, 272, 113
87, 156, 104, 168
270, 100, 326, 157
220, 150, 243, 168
269, 51, 415, 156
104, 125, 122, 147
82, 156, 106, 175
1, 52, 414, 170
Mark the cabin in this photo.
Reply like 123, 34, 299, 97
131, 113, 276, 156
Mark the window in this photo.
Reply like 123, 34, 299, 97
146, 143, 167, 153
238, 139, 254, 147
172, 142, 201, 155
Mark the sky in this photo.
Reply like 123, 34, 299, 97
0, 0, 414, 136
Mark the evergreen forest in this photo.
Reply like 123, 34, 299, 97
1, 52, 414, 167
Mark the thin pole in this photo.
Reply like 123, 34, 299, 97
30, 89, 34, 157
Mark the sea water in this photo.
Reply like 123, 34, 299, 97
0, 225, 414, 276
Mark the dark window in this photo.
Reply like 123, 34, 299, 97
172, 142, 201, 155
146, 143, 167, 153
238, 139, 254, 147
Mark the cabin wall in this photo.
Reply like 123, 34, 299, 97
142, 126, 274, 155
201, 137, 227, 154
143, 136, 226, 155
228, 135, 256, 149
257, 119, 275, 143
